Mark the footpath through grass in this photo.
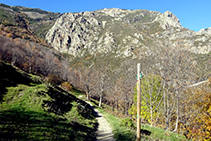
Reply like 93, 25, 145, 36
89, 99, 187, 141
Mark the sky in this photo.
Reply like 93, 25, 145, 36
1, 0, 211, 31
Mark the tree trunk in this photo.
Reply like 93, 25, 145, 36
99, 94, 102, 107
165, 91, 170, 131
86, 92, 89, 101
29, 60, 31, 73
99, 75, 104, 107
115, 100, 118, 110
150, 105, 153, 126
125, 101, 128, 115
112, 103, 114, 111
173, 90, 179, 132
163, 83, 166, 129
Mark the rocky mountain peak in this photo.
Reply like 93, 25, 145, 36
197, 27, 211, 35
155, 10, 181, 29
45, 8, 211, 57
98, 8, 128, 17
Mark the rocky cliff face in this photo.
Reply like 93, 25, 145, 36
45, 8, 211, 57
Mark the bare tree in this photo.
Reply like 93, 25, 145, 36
40, 51, 59, 77
154, 41, 196, 131
80, 66, 99, 100
99, 74, 105, 107
60, 58, 71, 81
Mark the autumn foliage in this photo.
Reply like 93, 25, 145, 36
184, 87, 211, 140
61, 82, 72, 91
0, 35, 70, 84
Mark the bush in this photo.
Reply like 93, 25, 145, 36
46, 74, 62, 85
6, 33, 12, 38
119, 117, 135, 128
61, 82, 72, 91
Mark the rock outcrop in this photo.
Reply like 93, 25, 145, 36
155, 11, 181, 29
22, 11, 47, 19
45, 8, 211, 57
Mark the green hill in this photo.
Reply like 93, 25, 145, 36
0, 61, 97, 140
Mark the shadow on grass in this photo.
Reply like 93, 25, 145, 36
40, 85, 95, 120
90, 99, 98, 107
41, 86, 75, 115
113, 128, 136, 141
0, 108, 96, 141
72, 87, 85, 96
0, 61, 35, 102
113, 128, 151, 141
141, 129, 151, 136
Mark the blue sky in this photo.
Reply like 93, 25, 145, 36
1, 0, 210, 31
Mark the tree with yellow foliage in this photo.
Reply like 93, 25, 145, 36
129, 74, 163, 126
184, 87, 211, 140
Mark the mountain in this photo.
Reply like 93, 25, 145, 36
0, 3, 61, 44
45, 8, 211, 58
1, 3, 210, 79
1, 3, 211, 57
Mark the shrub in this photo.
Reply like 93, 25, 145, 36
4, 27, 10, 32
22, 62, 29, 71
119, 117, 135, 128
61, 82, 72, 91
46, 74, 62, 85
6, 33, 12, 38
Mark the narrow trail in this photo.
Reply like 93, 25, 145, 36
86, 102, 115, 141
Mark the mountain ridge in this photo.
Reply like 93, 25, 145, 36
45, 7, 211, 57
1, 3, 211, 57
0, 3, 61, 43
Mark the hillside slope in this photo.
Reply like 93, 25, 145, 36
0, 61, 97, 140
0, 3, 61, 44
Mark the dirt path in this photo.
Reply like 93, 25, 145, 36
87, 102, 115, 141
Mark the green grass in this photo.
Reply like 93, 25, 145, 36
0, 61, 97, 140
141, 124, 187, 141
71, 88, 86, 100
32, 23, 55, 39
0, 84, 48, 111
0, 83, 97, 140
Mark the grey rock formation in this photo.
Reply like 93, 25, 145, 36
155, 11, 181, 29
22, 12, 46, 19
45, 8, 211, 57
